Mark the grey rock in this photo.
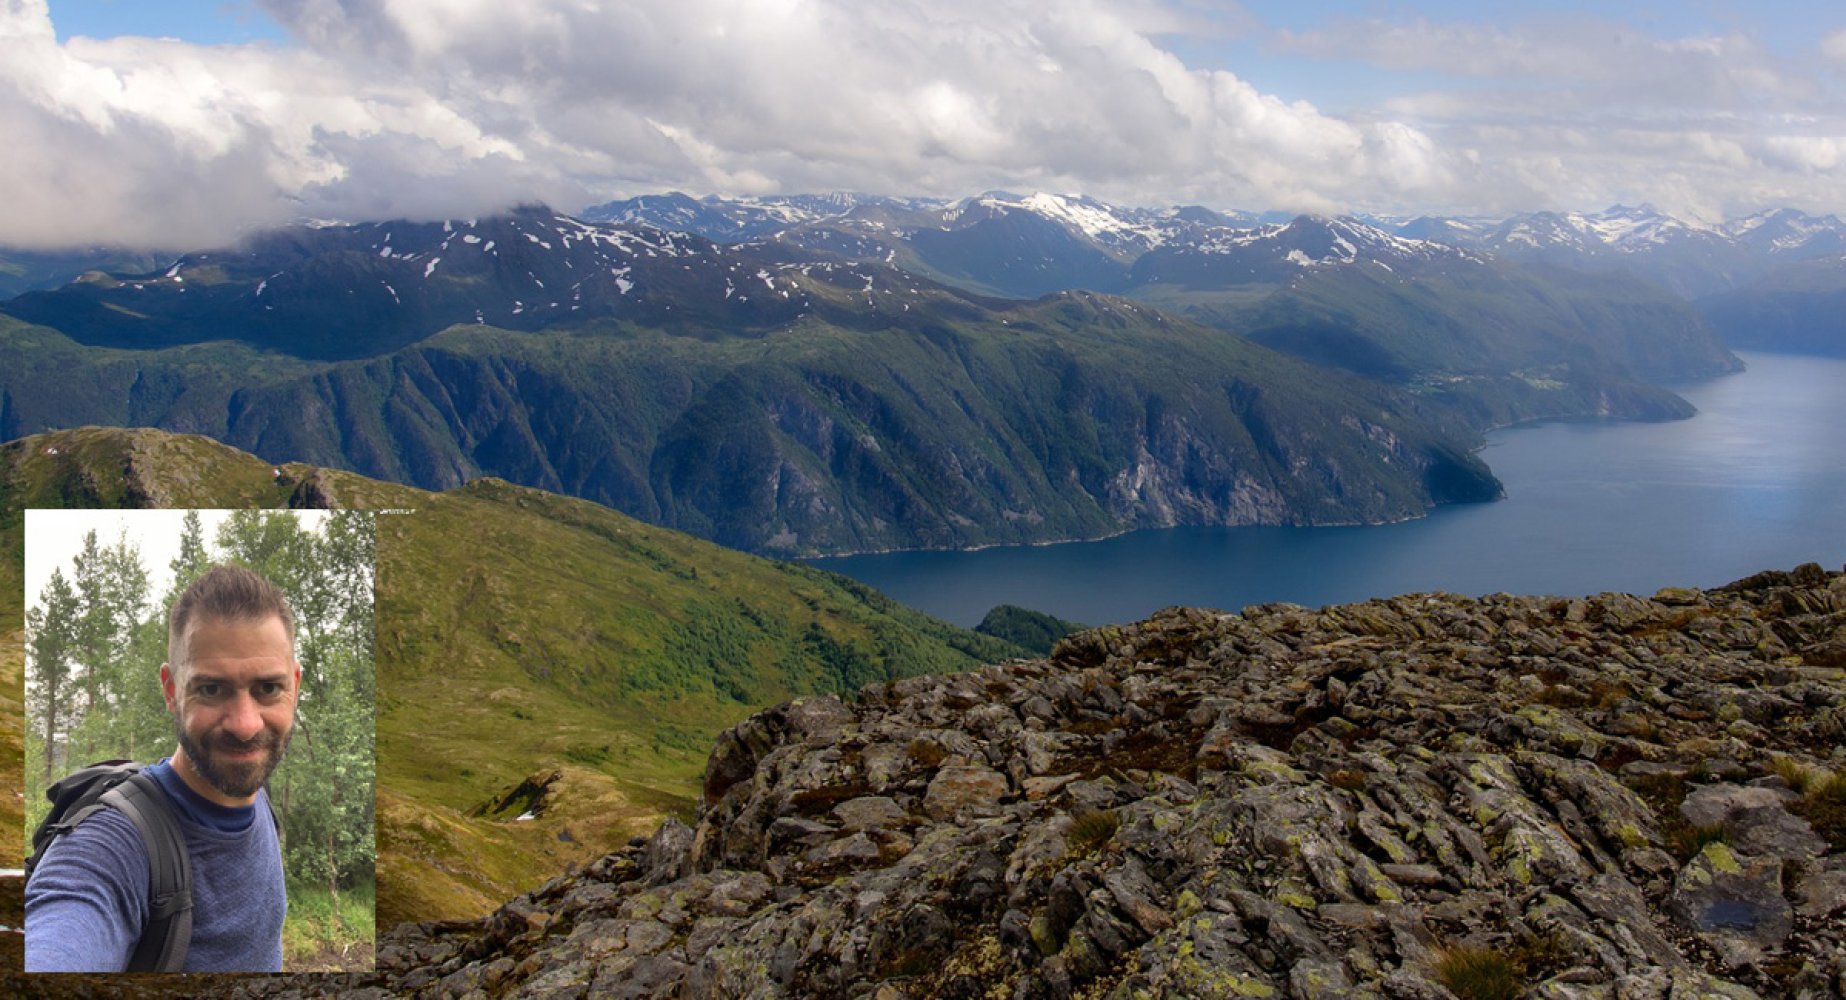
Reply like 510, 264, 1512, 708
1680, 783, 1827, 860
236, 565, 1846, 1000
922, 764, 1009, 820
1667, 843, 1794, 968
1793, 857, 1846, 919
832, 795, 908, 832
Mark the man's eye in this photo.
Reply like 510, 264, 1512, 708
195, 683, 222, 699
256, 681, 285, 699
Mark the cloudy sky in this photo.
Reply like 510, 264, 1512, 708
5, 0, 1846, 248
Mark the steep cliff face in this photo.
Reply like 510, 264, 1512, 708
250, 565, 1845, 999
0, 293, 1503, 556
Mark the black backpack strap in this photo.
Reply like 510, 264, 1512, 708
28, 760, 140, 876
100, 773, 193, 973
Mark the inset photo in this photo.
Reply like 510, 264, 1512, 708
22, 509, 375, 974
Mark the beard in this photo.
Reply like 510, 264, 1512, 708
174, 716, 293, 800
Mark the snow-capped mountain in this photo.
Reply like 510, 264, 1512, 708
10, 193, 1845, 363
943, 191, 1261, 258
1722, 208, 1846, 257
1131, 215, 1479, 288
1, 205, 961, 359
580, 192, 939, 244
592, 191, 1846, 300
1375, 204, 1845, 297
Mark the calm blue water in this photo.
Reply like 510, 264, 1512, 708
809, 351, 1846, 627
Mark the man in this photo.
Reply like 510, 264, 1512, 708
26, 563, 299, 972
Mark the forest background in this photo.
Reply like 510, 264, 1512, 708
23, 509, 376, 971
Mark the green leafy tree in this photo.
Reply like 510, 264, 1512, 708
217, 511, 377, 898
171, 511, 210, 583
66, 531, 152, 765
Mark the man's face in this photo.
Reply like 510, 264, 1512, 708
160, 614, 300, 807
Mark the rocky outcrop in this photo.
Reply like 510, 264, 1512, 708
256, 564, 1846, 998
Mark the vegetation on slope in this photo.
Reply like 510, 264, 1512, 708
0, 282, 1503, 556
974, 604, 1085, 654
1698, 255, 1846, 357
1130, 255, 1738, 427
0, 426, 1027, 931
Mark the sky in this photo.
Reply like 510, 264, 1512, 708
23, 509, 330, 626
5, 0, 1846, 249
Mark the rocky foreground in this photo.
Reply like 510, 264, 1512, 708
258, 565, 1844, 999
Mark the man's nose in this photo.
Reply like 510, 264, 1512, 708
222, 692, 266, 741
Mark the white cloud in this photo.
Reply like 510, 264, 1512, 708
1824, 29, 1846, 63
2, 0, 1846, 248
0, 0, 1461, 247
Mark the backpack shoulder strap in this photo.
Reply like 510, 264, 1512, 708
99, 773, 194, 973
28, 760, 140, 874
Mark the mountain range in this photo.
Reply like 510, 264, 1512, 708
4, 190, 1823, 557
586, 192, 1846, 358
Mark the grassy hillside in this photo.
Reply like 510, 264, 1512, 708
371, 476, 1024, 926
0, 436, 21, 870
0, 427, 1026, 931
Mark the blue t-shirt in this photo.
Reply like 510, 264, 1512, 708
24, 759, 287, 972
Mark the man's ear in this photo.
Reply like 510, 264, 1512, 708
160, 662, 179, 713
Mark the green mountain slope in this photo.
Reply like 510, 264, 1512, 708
0, 426, 1027, 930
1698, 255, 1846, 357
1131, 250, 1739, 428
0, 279, 1502, 556
974, 603, 1085, 654
0, 246, 170, 299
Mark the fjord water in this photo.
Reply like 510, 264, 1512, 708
810, 351, 1846, 627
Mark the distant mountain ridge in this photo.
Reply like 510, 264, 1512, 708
0, 285, 1507, 555
589, 192, 1846, 284
580, 192, 1840, 356
0, 194, 1760, 556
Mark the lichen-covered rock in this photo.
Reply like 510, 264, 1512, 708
227, 565, 1846, 999
1680, 785, 1827, 861
921, 764, 1010, 820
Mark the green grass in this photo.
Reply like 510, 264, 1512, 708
1, 426, 1028, 933
283, 879, 375, 972
1065, 809, 1120, 857
0, 633, 22, 867
373, 475, 1027, 927
1433, 944, 1525, 1000
1665, 822, 1732, 861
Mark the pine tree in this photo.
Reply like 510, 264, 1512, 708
27, 568, 80, 788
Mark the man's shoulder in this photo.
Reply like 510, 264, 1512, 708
25, 782, 157, 972
33, 804, 150, 876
